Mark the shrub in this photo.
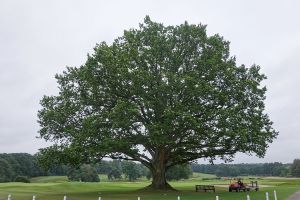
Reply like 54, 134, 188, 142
14, 176, 30, 183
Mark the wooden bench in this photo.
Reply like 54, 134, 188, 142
195, 185, 215, 192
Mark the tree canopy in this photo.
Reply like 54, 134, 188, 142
38, 16, 277, 189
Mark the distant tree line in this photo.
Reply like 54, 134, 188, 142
2, 153, 300, 183
0, 153, 44, 182
191, 162, 291, 177
0, 153, 192, 182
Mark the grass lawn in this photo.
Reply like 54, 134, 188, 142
0, 175, 300, 200
30, 176, 68, 183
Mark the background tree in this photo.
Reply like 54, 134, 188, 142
0, 158, 13, 182
107, 160, 123, 180
67, 164, 100, 182
47, 164, 68, 176
80, 164, 100, 182
96, 161, 113, 174
107, 168, 122, 180
291, 159, 300, 177
166, 164, 192, 181
122, 161, 143, 181
38, 16, 277, 189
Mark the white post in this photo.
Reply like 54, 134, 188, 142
138, 197, 140, 200
8, 194, 12, 200
216, 195, 219, 200
247, 194, 250, 200
266, 192, 269, 200
98, 197, 101, 200
33, 195, 36, 200
63, 195, 67, 200
274, 190, 277, 200
177, 196, 180, 200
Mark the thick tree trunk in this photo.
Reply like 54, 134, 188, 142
151, 165, 168, 189
148, 150, 174, 190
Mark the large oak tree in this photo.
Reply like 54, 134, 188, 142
38, 16, 277, 190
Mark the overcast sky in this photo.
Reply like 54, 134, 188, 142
0, 0, 299, 164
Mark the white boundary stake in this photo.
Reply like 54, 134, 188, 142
216, 195, 219, 200
266, 192, 269, 200
247, 194, 250, 200
274, 190, 277, 200
63, 195, 67, 200
33, 195, 36, 200
98, 196, 101, 200
138, 197, 140, 200
8, 194, 12, 200
177, 196, 180, 200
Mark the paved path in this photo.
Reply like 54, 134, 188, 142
287, 191, 300, 200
